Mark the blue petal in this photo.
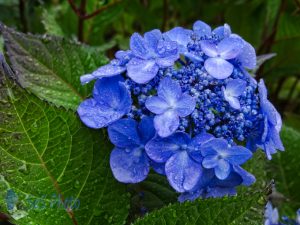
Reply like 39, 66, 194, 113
201, 138, 228, 157
138, 116, 156, 144
202, 155, 218, 169
188, 133, 215, 163
175, 93, 196, 117
108, 118, 141, 148
200, 41, 218, 57
150, 160, 166, 175
115, 50, 132, 65
223, 94, 241, 110
145, 96, 169, 114
130, 33, 149, 59
258, 79, 268, 101
154, 110, 179, 137
232, 165, 256, 186
127, 58, 159, 84
155, 40, 179, 61
215, 159, 230, 180
225, 79, 247, 97
77, 98, 127, 128
80, 64, 126, 84
183, 52, 204, 62
213, 24, 231, 39
155, 54, 178, 68
190, 133, 215, 146
110, 147, 150, 183
237, 41, 256, 69
211, 170, 242, 187
92, 78, 132, 117
163, 27, 192, 53
204, 57, 233, 79
165, 151, 202, 192
145, 132, 191, 163
193, 20, 211, 37
218, 37, 244, 59
158, 77, 182, 103
224, 146, 253, 165
144, 29, 162, 52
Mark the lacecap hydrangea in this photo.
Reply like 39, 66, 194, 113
77, 20, 284, 201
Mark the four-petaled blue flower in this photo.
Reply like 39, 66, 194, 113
77, 76, 132, 128
201, 138, 252, 180
222, 79, 246, 110
127, 29, 179, 84
145, 77, 196, 137
108, 117, 155, 183
201, 37, 244, 79
145, 132, 213, 192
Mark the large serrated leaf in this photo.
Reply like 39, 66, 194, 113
0, 58, 130, 225
0, 24, 108, 111
132, 191, 264, 225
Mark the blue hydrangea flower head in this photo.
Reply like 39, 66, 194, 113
77, 19, 284, 202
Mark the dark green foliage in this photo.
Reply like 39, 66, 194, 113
0, 24, 108, 110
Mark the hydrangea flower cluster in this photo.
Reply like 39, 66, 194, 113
77, 20, 284, 201
265, 202, 300, 225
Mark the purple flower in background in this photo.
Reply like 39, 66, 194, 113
222, 79, 246, 110
265, 202, 279, 225
80, 50, 132, 84
77, 76, 132, 128
201, 37, 244, 79
145, 132, 213, 192
127, 29, 179, 84
145, 77, 196, 137
108, 117, 155, 183
201, 138, 252, 180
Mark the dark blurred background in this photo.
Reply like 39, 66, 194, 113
0, 0, 299, 124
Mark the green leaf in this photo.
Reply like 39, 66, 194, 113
0, 24, 108, 111
0, 58, 130, 225
267, 126, 300, 216
41, 8, 65, 37
132, 191, 265, 225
